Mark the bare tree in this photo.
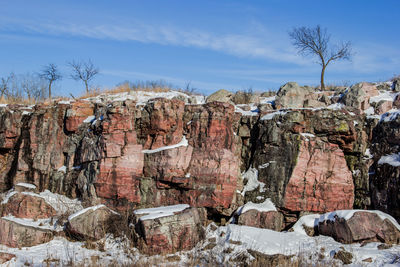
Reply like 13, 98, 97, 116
20, 73, 46, 102
289, 25, 352, 90
69, 60, 99, 93
39, 63, 62, 99
0, 75, 10, 99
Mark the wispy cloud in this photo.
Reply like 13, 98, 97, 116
0, 18, 305, 65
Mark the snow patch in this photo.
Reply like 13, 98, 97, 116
16, 183, 36, 189
142, 136, 188, 153
241, 168, 265, 196
237, 199, 276, 215
292, 214, 320, 235
370, 91, 396, 103
234, 105, 259, 116
57, 166, 67, 173
83, 115, 96, 123
326, 103, 345, 110
134, 204, 190, 221
2, 216, 62, 231
378, 153, 400, 167
380, 110, 400, 122
1, 191, 17, 204
68, 204, 111, 221
260, 110, 287, 120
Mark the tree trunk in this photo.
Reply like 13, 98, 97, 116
320, 65, 326, 90
48, 81, 52, 100
84, 80, 89, 93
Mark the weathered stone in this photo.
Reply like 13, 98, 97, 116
238, 210, 284, 231
66, 205, 121, 240
275, 82, 314, 109
206, 89, 233, 104
318, 211, 400, 244
341, 82, 379, 111
133, 206, 206, 255
374, 100, 393, 115
232, 91, 259, 104
1, 192, 56, 219
0, 217, 54, 247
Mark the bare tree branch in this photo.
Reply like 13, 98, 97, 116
69, 60, 99, 93
289, 25, 352, 90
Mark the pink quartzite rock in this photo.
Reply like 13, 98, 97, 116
238, 210, 284, 231
283, 138, 354, 213
134, 206, 206, 255
65, 101, 94, 132
0, 217, 54, 247
375, 100, 393, 115
318, 211, 400, 244
1, 192, 56, 219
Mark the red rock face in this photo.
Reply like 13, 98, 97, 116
65, 101, 94, 132
134, 207, 206, 255
140, 99, 185, 150
238, 210, 284, 231
283, 138, 354, 213
140, 102, 241, 213
96, 102, 144, 206
1, 193, 57, 219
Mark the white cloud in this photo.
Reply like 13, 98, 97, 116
1, 18, 305, 65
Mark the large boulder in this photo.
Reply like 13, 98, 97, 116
1, 192, 56, 219
274, 82, 314, 109
232, 91, 259, 104
133, 204, 206, 255
206, 89, 233, 104
237, 200, 284, 231
66, 205, 121, 240
318, 210, 400, 244
0, 217, 54, 247
341, 82, 379, 111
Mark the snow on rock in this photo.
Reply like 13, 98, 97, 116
38, 190, 83, 215
292, 214, 320, 235
240, 167, 265, 196
378, 153, 400, 167
226, 224, 311, 256
83, 115, 96, 123
68, 204, 109, 221
370, 91, 397, 103
326, 103, 345, 110
259, 96, 276, 104
2, 216, 62, 231
237, 199, 277, 215
57, 166, 67, 173
15, 183, 36, 190
234, 105, 259, 116
0, 236, 133, 266
260, 110, 288, 120
300, 132, 315, 141
134, 204, 190, 221
142, 136, 188, 153
0, 191, 17, 204
318, 210, 400, 231
380, 109, 400, 122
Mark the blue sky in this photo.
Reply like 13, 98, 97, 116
0, 0, 399, 96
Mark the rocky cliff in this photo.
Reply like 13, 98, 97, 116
0, 81, 400, 262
